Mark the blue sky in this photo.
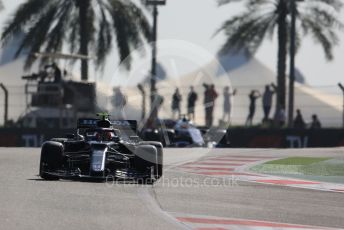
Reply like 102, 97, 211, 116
1, 0, 344, 88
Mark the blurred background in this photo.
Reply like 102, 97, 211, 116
0, 0, 344, 147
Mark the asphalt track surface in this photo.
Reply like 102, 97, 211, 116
1, 147, 344, 230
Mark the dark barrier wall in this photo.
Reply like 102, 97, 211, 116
0, 128, 344, 148
0, 128, 74, 147
228, 128, 344, 148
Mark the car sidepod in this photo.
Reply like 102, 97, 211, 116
134, 145, 159, 181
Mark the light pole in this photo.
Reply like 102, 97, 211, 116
0, 83, 8, 126
288, 0, 303, 128
338, 83, 344, 128
146, 0, 166, 127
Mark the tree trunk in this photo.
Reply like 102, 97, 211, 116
288, 0, 297, 127
276, 0, 288, 114
78, 0, 90, 81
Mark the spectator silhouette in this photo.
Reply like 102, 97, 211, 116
187, 86, 198, 121
203, 84, 210, 127
38, 69, 48, 83
152, 89, 164, 118
203, 84, 218, 127
222, 86, 237, 124
111, 87, 127, 119
145, 90, 164, 128
274, 107, 286, 127
44, 63, 62, 83
262, 83, 276, 120
171, 88, 182, 119
310, 114, 321, 129
245, 90, 261, 126
294, 109, 305, 129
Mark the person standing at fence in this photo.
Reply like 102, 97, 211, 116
203, 84, 218, 127
245, 90, 261, 126
294, 109, 305, 129
274, 107, 286, 127
209, 84, 218, 127
111, 87, 127, 119
262, 83, 276, 121
187, 86, 198, 121
52, 63, 62, 83
222, 86, 237, 124
310, 114, 321, 129
153, 89, 164, 119
203, 83, 211, 127
171, 88, 182, 119
45, 63, 62, 83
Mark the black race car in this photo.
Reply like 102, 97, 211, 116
39, 114, 163, 183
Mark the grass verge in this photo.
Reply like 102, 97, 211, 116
251, 157, 344, 177
266, 157, 330, 165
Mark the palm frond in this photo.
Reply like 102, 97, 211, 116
218, 10, 277, 55
307, 0, 343, 11
108, 1, 133, 68
298, 0, 343, 60
303, 6, 344, 30
93, 0, 113, 68
45, 1, 74, 54
126, 1, 151, 42
1, 0, 49, 45
217, 0, 241, 7
300, 16, 335, 60
1, 0, 151, 78
68, 14, 80, 56
16, 3, 60, 68
108, 0, 150, 68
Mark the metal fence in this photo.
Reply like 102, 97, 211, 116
0, 84, 343, 128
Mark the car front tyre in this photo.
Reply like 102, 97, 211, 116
39, 141, 64, 180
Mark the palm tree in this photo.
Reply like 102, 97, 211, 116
216, 0, 343, 113
1, 0, 151, 81
0, 1, 4, 11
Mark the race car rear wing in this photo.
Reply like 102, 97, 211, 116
77, 118, 137, 132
